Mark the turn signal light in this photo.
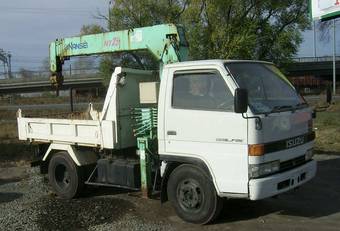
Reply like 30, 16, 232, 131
248, 144, 265, 156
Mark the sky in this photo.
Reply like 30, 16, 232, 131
299, 20, 340, 57
0, 1, 339, 73
0, 0, 107, 72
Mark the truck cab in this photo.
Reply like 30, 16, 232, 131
157, 60, 316, 222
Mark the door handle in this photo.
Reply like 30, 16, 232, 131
167, 130, 177, 136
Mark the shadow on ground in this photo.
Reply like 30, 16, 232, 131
0, 192, 23, 204
0, 177, 22, 186
35, 197, 135, 230
215, 157, 340, 224
82, 185, 132, 198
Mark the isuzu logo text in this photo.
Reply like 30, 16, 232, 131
286, 136, 305, 148
65, 41, 88, 50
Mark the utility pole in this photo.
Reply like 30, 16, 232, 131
7, 53, 11, 79
333, 19, 337, 95
0, 49, 12, 79
108, 1, 112, 31
313, 21, 317, 58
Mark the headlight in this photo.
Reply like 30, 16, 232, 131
305, 148, 314, 161
249, 160, 280, 179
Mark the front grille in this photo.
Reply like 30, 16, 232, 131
280, 155, 307, 172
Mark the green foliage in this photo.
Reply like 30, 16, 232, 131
82, 0, 310, 82
106, 0, 309, 65
313, 104, 340, 154
109, 0, 186, 30
98, 54, 115, 86
80, 24, 106, 35
182, 0, 309, 64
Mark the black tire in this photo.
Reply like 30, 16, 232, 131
48, 152, 84, 199
167, 164, 223, 224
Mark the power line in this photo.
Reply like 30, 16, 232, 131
0, 7, 94, 11
0, 12, 91, 16
0, 7, 103, 16
12, 60, 45, 64
15, 55, 46, 58
0, 7, 94, 13
12, 56, 46, 60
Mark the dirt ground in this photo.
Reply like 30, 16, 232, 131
0, 154, 340, 231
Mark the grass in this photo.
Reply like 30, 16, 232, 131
0, 122, 18, 141
313, 102, 340, 154
0, 122, 35, 164
0, 96, 77, 163
0, 95, 102, 163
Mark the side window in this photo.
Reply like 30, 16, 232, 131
172, 71, 234, 111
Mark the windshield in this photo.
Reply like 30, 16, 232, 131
225, 62, 306, 114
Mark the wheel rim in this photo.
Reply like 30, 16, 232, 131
55, 164, 71, 190
177, 179, 204, 212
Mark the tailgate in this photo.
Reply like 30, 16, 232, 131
17, 116, 115, 149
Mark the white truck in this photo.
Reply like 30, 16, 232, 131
17, 25, 316, 224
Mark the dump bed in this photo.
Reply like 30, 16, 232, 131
17, 114, 115, 149
17, 67, 158, 150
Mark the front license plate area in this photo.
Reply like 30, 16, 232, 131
277, 172, 306, 190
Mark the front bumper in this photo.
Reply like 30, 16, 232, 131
249, 160, 317, 200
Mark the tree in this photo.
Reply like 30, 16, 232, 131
104, 0, 309, 65
85, 0, 309, 79
179, 0, 309, 64
80, 24, 106, 35
41, 57, 50, 72
105, 0, 188, 30
19, 68, 33, 79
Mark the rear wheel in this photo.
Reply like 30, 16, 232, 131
167, 164, 223, 224
48, 152, 84, 199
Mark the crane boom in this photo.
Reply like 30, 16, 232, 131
49, 24, 189, 87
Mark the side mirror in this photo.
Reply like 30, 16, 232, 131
234, 88, 248, 113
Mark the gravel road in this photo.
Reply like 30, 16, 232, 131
1, 154, 340, 231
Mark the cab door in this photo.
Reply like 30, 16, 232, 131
163, 66, 248, 194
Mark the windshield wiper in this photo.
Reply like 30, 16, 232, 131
294, 102, 308, 109
270, 105, 294, 113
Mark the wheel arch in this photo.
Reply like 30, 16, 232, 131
40, 144, 98, 174
159, 155, 216, 203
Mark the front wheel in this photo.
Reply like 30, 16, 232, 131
48, 152, 84, 199
167, 164, 223, 224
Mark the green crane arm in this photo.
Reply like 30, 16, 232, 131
49, 24, 189, 87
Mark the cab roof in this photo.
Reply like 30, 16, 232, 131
165, 59, 274, 68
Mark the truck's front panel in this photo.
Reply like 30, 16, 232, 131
226, 61, 317, 200
246, 114, 316, 200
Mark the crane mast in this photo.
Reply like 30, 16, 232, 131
49, 24, 189, 87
